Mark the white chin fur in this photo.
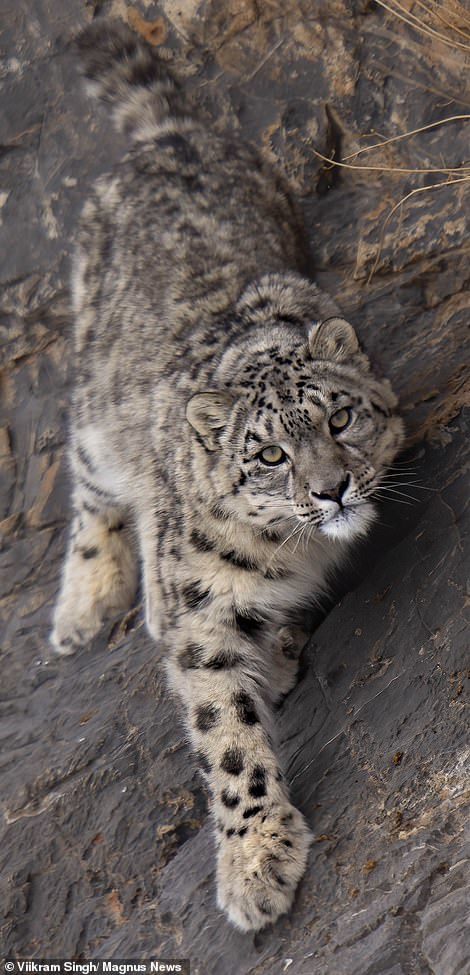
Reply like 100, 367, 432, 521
319, 503, 376, 542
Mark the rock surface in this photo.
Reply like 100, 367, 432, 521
1, 2, 469, 973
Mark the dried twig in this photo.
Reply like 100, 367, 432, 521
369, 59, 470, 108
311, 146, 470, 175
411, 0, 470, 41
243, 37, 285, 83
425, 0, 470, 31
374, 0, 470, 52
342, 115, 470, 162
367, 176, 470, 284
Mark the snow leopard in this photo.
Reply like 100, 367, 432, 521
51, 20, 404, 932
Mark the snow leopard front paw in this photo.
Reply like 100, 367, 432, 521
216, 803, 312, 931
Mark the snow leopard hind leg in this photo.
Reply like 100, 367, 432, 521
51, 439, 138, 655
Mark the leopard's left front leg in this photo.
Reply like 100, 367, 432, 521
166, 613, 312, 932
268, 625, 309, 701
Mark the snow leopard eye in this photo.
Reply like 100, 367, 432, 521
258, 445, 286, 466
329, 407, 352, 432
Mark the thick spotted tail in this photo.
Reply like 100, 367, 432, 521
76, 19, 188, 142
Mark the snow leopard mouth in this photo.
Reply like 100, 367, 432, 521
319, 501, 376, 541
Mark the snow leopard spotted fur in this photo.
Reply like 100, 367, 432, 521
51, 20, 404, 932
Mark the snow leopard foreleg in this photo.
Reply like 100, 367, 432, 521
166, 615, 312, 932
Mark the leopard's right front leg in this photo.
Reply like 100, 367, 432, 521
166, 615, 312, 932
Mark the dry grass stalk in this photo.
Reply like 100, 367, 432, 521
374, 0, 470, 52
424, 0, 470, 31
367, 176, 470, 283
311, 146, 470, 175
411, 0, 470, 41
342, 115, 470, 162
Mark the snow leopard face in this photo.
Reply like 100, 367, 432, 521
187, 317, 404, 543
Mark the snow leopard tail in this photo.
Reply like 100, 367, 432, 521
76, 20, 188, 142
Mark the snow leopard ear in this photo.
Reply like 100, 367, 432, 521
308, 317, 360, 361
186, 392, 233, 450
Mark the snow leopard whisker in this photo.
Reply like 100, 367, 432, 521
380, 471, 424, 480
254, 515, 298, 537
372, 491, 415, 506
388, 459, 421, 468
292, 522, 309, 555
268, 522, 306, 563
379, 478, 435, 491
380, 472, 422, 479
374, 485, 418, 499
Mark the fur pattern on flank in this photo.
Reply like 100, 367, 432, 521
51, 20, 404, 932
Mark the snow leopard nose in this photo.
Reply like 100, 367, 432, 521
310, 474, 350, 505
